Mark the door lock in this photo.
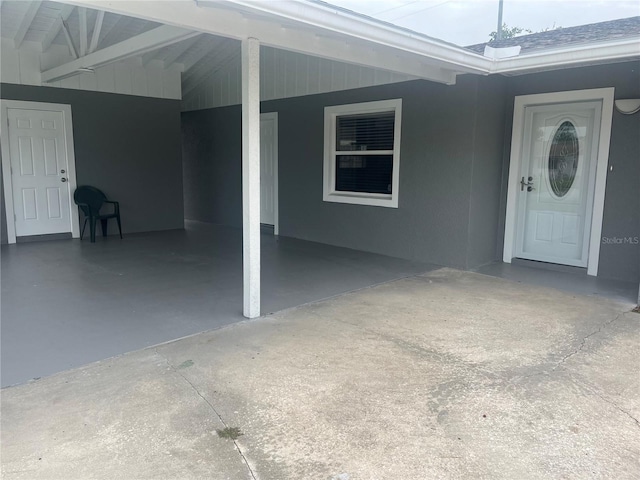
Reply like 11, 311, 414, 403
520, 176, 534, 192
60, 169, 66, 174
61, 178, 67, 183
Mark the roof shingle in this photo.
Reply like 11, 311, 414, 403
466, 16, 640, 55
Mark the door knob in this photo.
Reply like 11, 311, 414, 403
61, 178, 67, 182
520, 176, 534, 192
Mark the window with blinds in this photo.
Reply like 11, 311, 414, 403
323, 99, 402, 208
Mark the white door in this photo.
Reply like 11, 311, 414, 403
515, 101, 602, 267
7, 108, 72, 237
260, 113, 278, 229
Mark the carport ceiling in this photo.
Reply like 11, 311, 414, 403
1, 0, 495, 87
2, 1, 638, 90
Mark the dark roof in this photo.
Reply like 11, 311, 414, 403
466, 16, 640, 55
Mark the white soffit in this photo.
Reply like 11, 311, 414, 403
54, 0, 486, 85
40, 1, 640, 81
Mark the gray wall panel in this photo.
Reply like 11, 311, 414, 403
183, 78, 504, 269
181, 61, 637, 282
467, 75, 508, 268
182, 106, 242, 228
498, 61, 640, 282
1, 83, 184, 242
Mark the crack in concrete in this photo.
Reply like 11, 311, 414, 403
591, 391, 640, 430
551, 312, 624, 372
154, 349, 258, 480
515, 312, 626, 383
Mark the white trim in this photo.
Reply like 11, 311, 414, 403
503, 87, 615, 276
60, 0, 640, 83
42, 25, 199, 82
241, 37, 261, 319
260, 111, 279, 236
1, 100, 81, 244
323, 99, 402, 208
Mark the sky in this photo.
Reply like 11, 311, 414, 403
326, 0, 640, 46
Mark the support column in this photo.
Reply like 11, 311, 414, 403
241, 37, 261, 318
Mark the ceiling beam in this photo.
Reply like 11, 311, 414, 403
41, 4, 74, 51
53, 0, 464, 84
78, 7, 88, 56
14, 1, 42, 49
88, 10, 105, 53
61, 18, 79, 58
42, 24, 199, 82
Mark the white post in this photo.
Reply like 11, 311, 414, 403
241, 37, 261, 319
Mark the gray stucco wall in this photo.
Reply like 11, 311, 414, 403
182, 106, 242, 229
498, 61, 640, 283
182, 61, 638, 283
1, 83, 184, 243
183, 76, 507, 270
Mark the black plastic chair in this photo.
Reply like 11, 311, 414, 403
73, 186, 122, 243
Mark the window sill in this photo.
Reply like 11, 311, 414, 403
323, 191, 398, 208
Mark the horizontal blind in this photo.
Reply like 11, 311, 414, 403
336, 111, 395, 152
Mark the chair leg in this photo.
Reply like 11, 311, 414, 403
101, 219, 108, 237
90, 217, 97, 243
80, 217, 87, 240
116, 214, 123, 239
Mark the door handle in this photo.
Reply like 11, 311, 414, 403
520, 176, 534, 192
61, 178, 67, 183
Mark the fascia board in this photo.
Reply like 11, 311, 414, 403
492, 37, 640, 74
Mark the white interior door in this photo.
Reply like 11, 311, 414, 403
260, 113, 278, 229
7, 108, 72, 237
515, 101, 602, 267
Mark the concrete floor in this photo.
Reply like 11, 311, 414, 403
476, 260, 639, 305
1, 221, 435, 387
2, 269, 638, 479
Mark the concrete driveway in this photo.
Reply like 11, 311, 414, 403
2, 269, 639, 479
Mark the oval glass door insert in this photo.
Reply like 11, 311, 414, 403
548, 121, 579, 197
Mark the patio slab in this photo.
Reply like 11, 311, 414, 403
2, 268, 639, 479
1, 221, 434, 387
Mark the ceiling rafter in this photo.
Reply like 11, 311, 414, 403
14, 1, 42, 49
78, 7, 87, 56
61, 17, 79, 58
41, 4, 75, 51
88, 10, 105, 54
55, 0, 461, 84
42, 24, 199, 82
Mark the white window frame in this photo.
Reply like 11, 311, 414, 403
323, 99, 402, 208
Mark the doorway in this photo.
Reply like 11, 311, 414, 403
260, 112, 278, 234
1, 100, 80, 243
503, 88, 614, 275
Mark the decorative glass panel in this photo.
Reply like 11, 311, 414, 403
548, 121, 579, 197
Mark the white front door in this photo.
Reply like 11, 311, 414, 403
260, 113, 278, 230
7, 108, 73, 237
515, 101, 602, 267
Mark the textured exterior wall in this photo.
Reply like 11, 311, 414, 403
499, 61, 640, 283
182, 77, 507, 270
1, 83, 184, 240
